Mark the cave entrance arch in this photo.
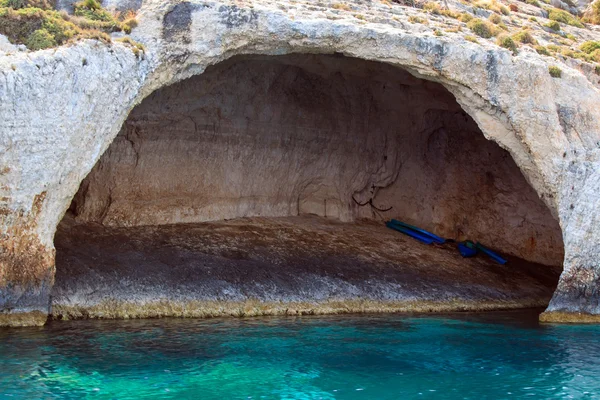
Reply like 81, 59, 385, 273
52, 54, 564, 319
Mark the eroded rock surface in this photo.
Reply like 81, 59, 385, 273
52, 215, 561, 319
1, 0, 599, 325
71, 54, 564, 266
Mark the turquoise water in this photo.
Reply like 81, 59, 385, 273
1, 311, 600, 399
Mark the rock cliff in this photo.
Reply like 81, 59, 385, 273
71, 54, 564, 266
1, 0, 599, 326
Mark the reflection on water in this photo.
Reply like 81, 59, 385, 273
1, 310, 600, 399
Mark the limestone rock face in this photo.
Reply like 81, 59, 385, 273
1, 0, 599, 325
0, 43, 149, 325
71, 54, 564, 266
0, 34, 20, 54
50, 216, 562, 320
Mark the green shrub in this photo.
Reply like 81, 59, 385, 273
459, 12, 473, 23
0, 0, 54, 9
0, 0, 138, 51
497, 34, 517, 53
445, 26, 462, 33
440, 8, 460, 18
42, 10, 79, 42
548, 8, 584, 28
488, 13, 501, 24
332, 2, 351, 11
544, 20, 561, 31
122, 16, 137, 30
548, 65, 562, 78
546, 44, 560, 52
423, 2, 440, 14
68, 14, 123, 32
467, 18, 495, 38
423, 1, 446, 15
512, 30, 536, 44
465, 34, 479, 43
117, 36, 144, 57
408, 15, 426, 24
595, 65, 600, 75
25, 27, 55, 49
535, 45, 550, 55
80, 28, 110, 41
0, 0, 23, 8
73, 0, 115, 22
580, 40, 600, 54
0, 8, 76, 46
499, 5, 510, 15
561, 47, 574, 57
525, 0, 540, 7
583, 0, 600, 24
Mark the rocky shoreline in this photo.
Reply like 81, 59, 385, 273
51, 299, 554, 321
2, 0, 600, 326
51, 215, 561, 321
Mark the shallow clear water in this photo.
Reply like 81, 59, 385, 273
1, 310, 600, 399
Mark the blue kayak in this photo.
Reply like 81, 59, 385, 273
458, 242, 477, 258
389, 219, 445, 244
475, 242, 507, 265
386, 221, 434, 244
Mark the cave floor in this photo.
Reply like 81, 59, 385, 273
52, 215, 562, 320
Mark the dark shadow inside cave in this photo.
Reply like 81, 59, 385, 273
51, 54, 565, 319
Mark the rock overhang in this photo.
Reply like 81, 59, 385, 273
0, 0, 599, 325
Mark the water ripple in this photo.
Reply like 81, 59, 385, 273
1, 311, 600, 399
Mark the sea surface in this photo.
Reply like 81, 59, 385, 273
1, 310, 599, 399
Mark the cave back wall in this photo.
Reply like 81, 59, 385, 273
68, 54, 563, 267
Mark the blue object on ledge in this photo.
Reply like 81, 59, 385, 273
458, 242, 477, 258
475, 242, 508, 265
386, 221, 434, 244
388, 219, 446, 244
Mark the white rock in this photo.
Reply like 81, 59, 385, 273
0, 0, 599, 325
0, 34, 17, 53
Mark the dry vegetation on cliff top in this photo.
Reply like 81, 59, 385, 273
293, 0, 600, 76
0, 0, 141, 52
1, 0, 600, 72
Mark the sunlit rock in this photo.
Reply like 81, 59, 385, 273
1, 0, 599, 325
